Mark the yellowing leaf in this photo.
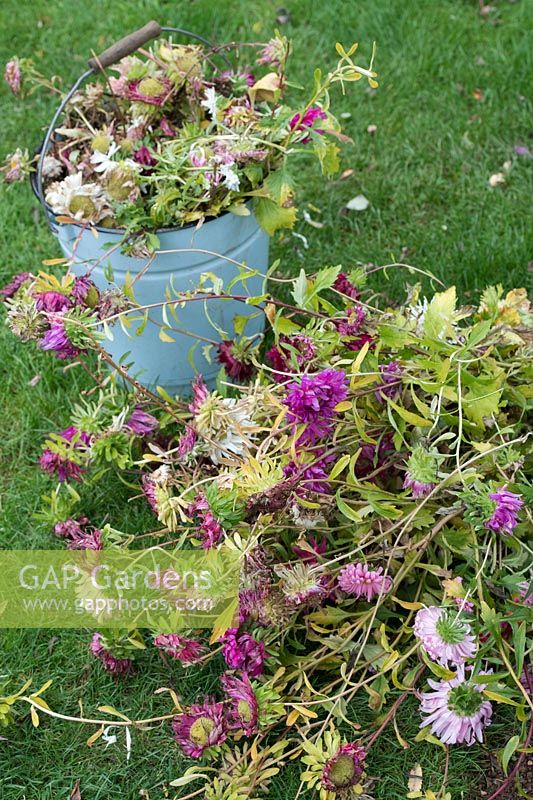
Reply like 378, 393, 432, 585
255, 198, 297, 236
248, 72, 281, 104
387, 399, 432, 428
159, 328, 176, 343
423, 287, 457, 340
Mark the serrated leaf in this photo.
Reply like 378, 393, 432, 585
255, 198, 297, 235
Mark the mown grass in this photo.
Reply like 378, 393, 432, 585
0, 0, 531, 798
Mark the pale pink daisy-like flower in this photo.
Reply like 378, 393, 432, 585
414, 606, 477, 666
338, 562, 392, 601
419, 665, 492, 745
4, 58, 21, 94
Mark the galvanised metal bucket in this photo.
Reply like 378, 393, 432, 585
32, 22, 268, 395
53, 213, 268, 395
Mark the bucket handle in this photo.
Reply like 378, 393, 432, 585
36, 24, 228, 218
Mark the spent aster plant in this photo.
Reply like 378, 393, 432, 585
1, 260, 531, 797
3, 35, 377, 247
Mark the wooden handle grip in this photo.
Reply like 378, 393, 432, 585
88, 21, 162, 70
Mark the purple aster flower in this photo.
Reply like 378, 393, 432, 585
292, 536, 327, 564
34, 291, 71, 312
284, 368, 348, 445
40, 319, 80, 360
289, 106, 327, 142
133, 146, 158, 168
220, 672, 259, 736
39, 426, 91, 482
216, 340, 254, 382
54, 517, 90, 538
335, 305, 366, 337
375, 361, 402, 401
178, 425, 197, 458
338, 562, 392, 601
403, 446, 439, 498
142, 474, 159, 513
4, 58, 21, 95
419, 666, 493, 745
189, 374, 209, 414
71, 276, 99, 308
484, 486, 523, 535
321, 743, 366, 792
354, 432, 396, 481
1, 272, 31, 300
266, 334, 316, 382
90, 633, 133, 674
124, 406, 158, 436
414, 606, 477, 666
221, 628, 266, 677
188, 494, 224, 549
333, 272, 359, 300
514, 144, 531, 158
172, 699, 226, 758
153, 634, 207, 665
283, 451, 335, 495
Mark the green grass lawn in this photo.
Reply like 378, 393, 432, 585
0, 0, 531, 798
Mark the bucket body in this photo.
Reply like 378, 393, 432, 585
51, 211, 268, 395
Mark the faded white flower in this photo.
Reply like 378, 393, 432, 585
41, 154, 63, 179
45, 172, 109, 223
201, 86, 219, 120
90, 142, 121, 174
219, 162, 240, 191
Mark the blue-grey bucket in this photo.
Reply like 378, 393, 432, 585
30, 24, 269, 395
38, 202, 268, 396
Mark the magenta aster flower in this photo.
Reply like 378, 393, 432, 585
221, 628, 266, 677
220, 672, 259, 735
54, 517, 90, 538
39, 426, 91, 482
188, 493, 224, 549
34, 291, 71, 312
414, 606, 477, 666
375, 361, 403, 401
90, 633, 133, 674
292, 536, 327, 564
321, 742, 366, 792
153, 634, 207, 665
189, 374, 209, 414
216, 340, 254, 382
159, 116, 176, 136
71, 276, 99, 308
127, 76, 172, 106
40, 319, 80, 359
289, 106, 327, 142
1, 272, 31, 300
283, 451, 335, 495
4, 58, 21, 94
338, 562, 392, 601
484, 486, 523, 535
125, 406, 158, 436
178, 425, 197, 458
55, 517, 102, 550
335, 305, 366, 337
284, 368, 348, 445
133, 146, 158, 168
266, 334, 316, 382
172, 699, 226, 758
354, 432, 395, 481
419, 666, 493, 745
333, 272, 359, 300
142, 473, 159, 513
403, 446, 439, 498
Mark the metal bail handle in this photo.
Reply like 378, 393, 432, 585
35, 23, 228, 220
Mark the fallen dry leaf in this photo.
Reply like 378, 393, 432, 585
367, 124, 378, 135
70, 780, 82, 800
345, 194, 370, 211
340, 168, 355, 180
489, 172, 506, 187
472, 88, 484, 101
407, 762, 423, 793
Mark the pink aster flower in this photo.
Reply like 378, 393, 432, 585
90, 633, 133, 674
419, 666, 493, 745
375, 361, 403, 401
321, 742, 366, 792
4, 58, 21, 94
414, 606, 477, 666
289, 106, 327, 142
178, 425, 197, 458
153, 634, 207, 665
188, 493, 224, 549
220, 672, 259, 736
108, 76, 128, 97
221, 628, 266, 677
34, 291, 71, 312
55, 517, 102, 550
189, 374, 209, 414
125, 406, 158, 436
484, 486, 523, 535
39, 426, 91, 482
216, 340, 254, 382
159, 117, 176, 136
333, 272, 359, 300
40, 319, 80, 360
335, 305, 366, 337
172, 699, 226, 758
284, 368, 348, 445
1, 272, 31, 300
338, 563, 392, 601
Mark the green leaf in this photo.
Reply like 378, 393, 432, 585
387, 398, 432, 428
265, 167, 296, 205
254, 198, 297, 235
513, 622, 526, 678
423, 287, 457, 341
501, 735, 520, 774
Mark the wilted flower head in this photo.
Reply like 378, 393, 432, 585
41, 154, 63, 179
39, 426, 91, 482
90, 632, 133, 674
275, 561, 329, 606
221, 628, 266, 677
153, 633, 207, 665
45, 172, 109, 223
333, 272, 359, 300
124, 406, 158, 436
375, 361, 402, 401
71, 276, 99, 308
220, 672, 259, 736
284, 368, 348, 445
257, 35, 289, 67
55, 517, 102, 550
484, 486, 523, 535
414, 606, 477, 666
34, 291, 71, 313
172, 698, 226, 758
188, 493, 224, 549
338, 562, 392, 601
3, 148, 30, 183
4, 58, 21, 94
1, 272, 31, 301
40, 318, 80, 360
283, 451, 335, 496
217, 340, 254, 382
321, 742, 366, 792
127, 76, 172, 106
266, 334, 316, 381
403, 446, 439, 498
335, 305, 366, 337
419, 666, 493, 745
289, 106, 327, 143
